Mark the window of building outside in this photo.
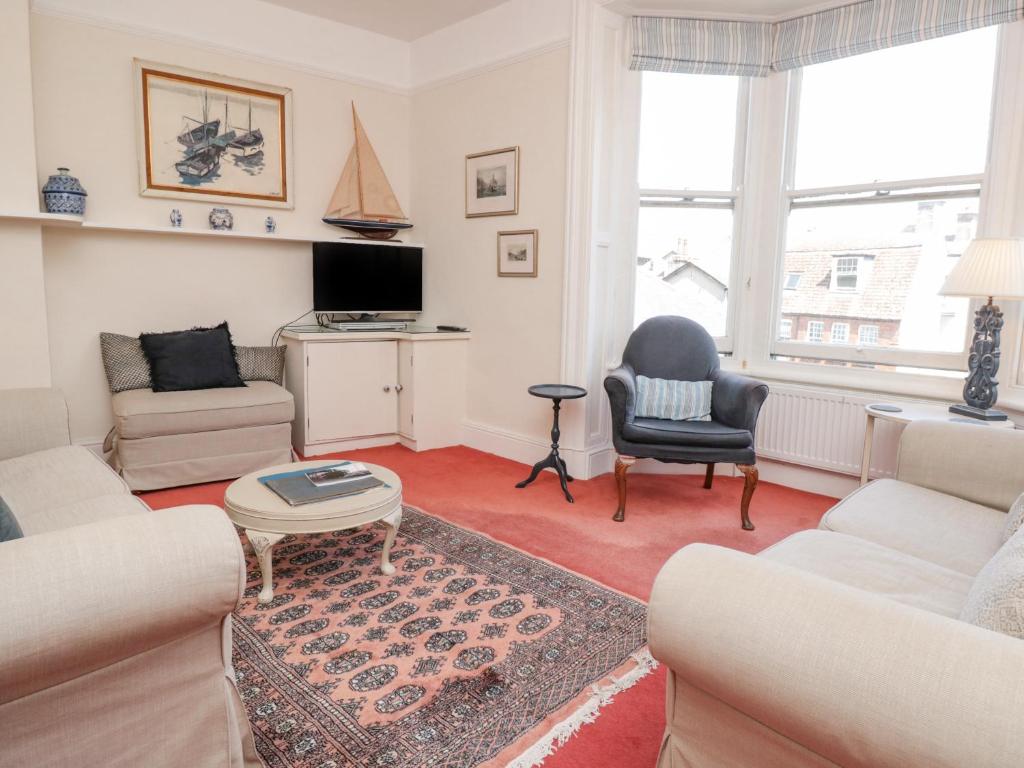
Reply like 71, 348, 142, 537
773, 27, 998, 371
858, 324, 880, 345
634, 72, 744, 343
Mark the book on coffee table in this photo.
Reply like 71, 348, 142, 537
258, 463, 384, 506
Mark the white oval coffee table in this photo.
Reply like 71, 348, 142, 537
224, 460, 403, 604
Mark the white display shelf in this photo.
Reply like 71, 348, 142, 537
0, 211, 423, 247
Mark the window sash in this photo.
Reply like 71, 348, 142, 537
768, 67, 981, 370
634, 77, 751, 352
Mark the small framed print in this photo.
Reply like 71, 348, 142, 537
466, 146, 519, 217
497, 229, 538, 277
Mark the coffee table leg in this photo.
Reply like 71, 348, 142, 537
247, 530, 286, 604
380, 508, 403, 576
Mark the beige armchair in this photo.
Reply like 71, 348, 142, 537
0, 388, 260, 767
649, 420, 1024, 768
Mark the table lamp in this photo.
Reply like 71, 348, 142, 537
939, 237, 1024, 421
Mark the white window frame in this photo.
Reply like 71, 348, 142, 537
807, 320, 824, 342
766, 62, 987, 372
635, 76, 752, 354
858, 324, 880, 345
779, 318, 793, 339
783, 272, 801, 290
831, 257, 859, 292
831, 322, 849, 343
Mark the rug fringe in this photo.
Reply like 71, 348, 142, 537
505, 648, 659, 768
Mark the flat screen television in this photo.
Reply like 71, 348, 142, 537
313, 242, 423, 314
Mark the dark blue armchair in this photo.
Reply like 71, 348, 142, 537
604, 316, 769, 528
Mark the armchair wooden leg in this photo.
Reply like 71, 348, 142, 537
613, 456, 635, 522
703, 463, 715, 490
737, 464, 758, 531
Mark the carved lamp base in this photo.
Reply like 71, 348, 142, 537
949, 403, 1009, 421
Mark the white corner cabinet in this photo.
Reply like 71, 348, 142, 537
281, 328, 469, 456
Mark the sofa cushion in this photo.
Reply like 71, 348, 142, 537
235, 345, 285, 385
0, 446, 132, 531
622, 417, 752, 448
112, 381, 294, 439
20, 493, 150, 537
960, 525, 1024, 639
761, 529, 973, 618
100, 332, 153, 393
820, 479, 1006, 577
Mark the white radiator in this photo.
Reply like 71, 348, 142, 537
755, 384, 905, 479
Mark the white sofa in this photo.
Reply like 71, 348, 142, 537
649, 419, 1024, 768
0, 388, 261, 768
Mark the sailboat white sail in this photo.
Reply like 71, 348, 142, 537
322, 103, 411, 240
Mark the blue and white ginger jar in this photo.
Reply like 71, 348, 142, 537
41, 167, 87, 215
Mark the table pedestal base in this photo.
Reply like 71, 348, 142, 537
516, 450, 575, 503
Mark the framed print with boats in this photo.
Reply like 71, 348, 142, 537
134, 60, 294, 208
466, 146, 519, 217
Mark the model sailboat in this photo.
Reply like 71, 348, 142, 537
322, 104, 412, 240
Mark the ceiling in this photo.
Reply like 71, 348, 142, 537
261, 0, 510, 41
609, 0, 845, 20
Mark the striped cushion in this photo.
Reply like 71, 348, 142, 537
635, 376, 713, 421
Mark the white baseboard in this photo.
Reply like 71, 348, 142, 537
461, 419, 593, 478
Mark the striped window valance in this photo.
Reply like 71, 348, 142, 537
630, 0, 1024, 76
630, 16, 773, 76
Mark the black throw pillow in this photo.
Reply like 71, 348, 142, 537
139, 322, 246, 392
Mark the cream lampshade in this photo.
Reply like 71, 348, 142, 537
939, 237, 1024, 421
940, 238, 1024, 299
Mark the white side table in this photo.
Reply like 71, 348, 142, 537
860, 403, 1015, 485
224, 460, 403, 603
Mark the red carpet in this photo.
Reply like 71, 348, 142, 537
143, 445, 835, 768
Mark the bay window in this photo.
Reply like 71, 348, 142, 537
772, 27, 998, 370
634, 72, 747, 346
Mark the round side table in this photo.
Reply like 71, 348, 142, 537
515, 384, 587, 502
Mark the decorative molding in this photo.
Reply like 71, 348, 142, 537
410, 39, 571, 93
31, 0, 573, 96
461, 419, 590, 480
30, 0, 412, 93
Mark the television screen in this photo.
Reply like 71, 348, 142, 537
313, 242, 423, 313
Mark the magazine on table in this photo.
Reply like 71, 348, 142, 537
258, 462, 383, 506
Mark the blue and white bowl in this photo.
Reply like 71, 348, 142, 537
41, 167, 87, 215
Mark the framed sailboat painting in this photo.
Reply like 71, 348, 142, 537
134, 60, 294, 208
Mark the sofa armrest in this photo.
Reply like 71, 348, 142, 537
649, 544, 1024, 768
711, 370, 768, 433
0, 388, 71, 461
0, 505, 244, 704
896, 420, 1024, 511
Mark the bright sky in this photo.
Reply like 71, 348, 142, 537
634, 26, 998, 335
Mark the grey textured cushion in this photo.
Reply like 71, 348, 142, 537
235, 345, 285, 385
960, 525, 1024, 639
0, 496, 24, 542
101, 332, 284, 391
100, 332, 152, 393
1003, 492, 1024, 543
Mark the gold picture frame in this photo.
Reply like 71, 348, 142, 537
134, 60, 294, 208
497, 229, 538, 277
466, 146, 519, 217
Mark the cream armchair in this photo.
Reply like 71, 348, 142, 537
0, 388, 260, 768
649, 420, 1024, 768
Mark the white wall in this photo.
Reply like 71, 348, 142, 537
30, 11, 412, 442
412, 46, 572, 447
0, 0, 51, 389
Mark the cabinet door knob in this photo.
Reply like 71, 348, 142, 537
395, 384, 404, 393
383, 385, 391, 393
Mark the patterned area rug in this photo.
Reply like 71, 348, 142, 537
232, 506, 653, 768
